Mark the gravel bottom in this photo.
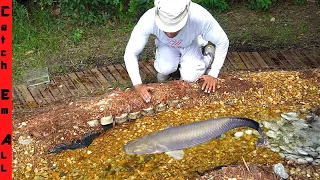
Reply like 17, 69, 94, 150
13, 69, 320, 179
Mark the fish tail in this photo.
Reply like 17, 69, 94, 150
255, 128, 269, 147
229, 117, 269, 147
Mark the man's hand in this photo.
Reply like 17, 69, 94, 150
199, 75, 218, 93
134, 84, 154, 103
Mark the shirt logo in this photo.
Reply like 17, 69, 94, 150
169, 39, 182, 46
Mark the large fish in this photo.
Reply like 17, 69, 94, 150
123, 116, 268, 160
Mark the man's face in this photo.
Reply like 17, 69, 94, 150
164, 31, 180, 38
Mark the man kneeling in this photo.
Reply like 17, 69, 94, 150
124, 0, 229, 103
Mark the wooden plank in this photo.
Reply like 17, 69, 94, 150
141, 60, 157, 78
237, 52, 255, 70
51, 76, 73, 99
138, 61, 151, 79
114, 64, 131, 82
301, 50, 320, 67
315, 49, 320, 57
264, 52, 285, 68
280, 51, 306, 69
258, 52, 277, 69
27, 86, 46, 106
83, 69, 105, 94
83, 69, 103, 88
38, 84, 55, 104
273, 52, 294, 69
292, 51, 317, 68
226, 53, 240, 70
16, 85, 37, 108
12, 88, 22, 110
139, 60, 156, 78
99, 67, 118, 84
46, 81, 64, 101
309, 49, 320, 62
90, 68, 110, 87
106, 64, 126, 83
60, 75, 79, 96
222, 56, 234, 71
13, 87, 27, 109
227, 52, 247, 70
288, 50, 309, 67
75, 71, 95, 93
252, 52, 269, 68
68, 72, 88, 93
243, 52, 261, 69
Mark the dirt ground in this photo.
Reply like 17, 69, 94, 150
42, 1, 320, 78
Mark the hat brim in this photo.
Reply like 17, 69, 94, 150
155, 13, 188, 33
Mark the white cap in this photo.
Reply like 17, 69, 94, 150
154, 0, 190, 32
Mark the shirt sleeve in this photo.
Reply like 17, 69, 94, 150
202, 14, 229, 78
124, 11, 153, 86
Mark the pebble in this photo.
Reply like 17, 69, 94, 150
18, 136, 32, 145
262, 121, 272, 129
270, 147, 280, 152
295, 148, 308, 155
273, 163, 289, 179
282, 146, 295, 154
305, 157, 313, 162
283, 136, 290, 144
281, 112, 299, 121
234, 132, 244, 138
100, 115, 113, 125
87, 120, 100, 127
115, 113, 128, 124
244, 129, 252, 135
266, 130, 278, 139
296, 158, 308, 164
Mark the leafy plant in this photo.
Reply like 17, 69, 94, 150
71, 28, 84, 44
247, 0, 273, 10
33, 0, 54, 7
193, 0, 229, 12
294, 0, 305, 5
128, 0, 154, 17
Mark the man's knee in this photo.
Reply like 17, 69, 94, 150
179, 60, 205, 82
180, 70, 200, 82
155, 61, 178, 75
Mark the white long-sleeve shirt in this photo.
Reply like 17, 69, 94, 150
124, 2, 229, 86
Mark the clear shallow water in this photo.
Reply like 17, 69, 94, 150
13, 71, 320, 179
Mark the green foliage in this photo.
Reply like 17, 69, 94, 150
193, 0, 229, 12
71, 28, 84, 44
34, 0, 54, 7
59, 0, 119, 25
128, 0, 154, 17
247, 0, 273, 10
294, 0, 305, 5
13, 0, 62, 84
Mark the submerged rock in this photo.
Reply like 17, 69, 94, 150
273, 163, 289, 179
266, 111, 320, 165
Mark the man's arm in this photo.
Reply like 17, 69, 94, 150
202, 14, 229, 78
124, 10, 154, 86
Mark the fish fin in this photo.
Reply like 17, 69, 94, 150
165, 150, 184, 160
164, 125, 173, 129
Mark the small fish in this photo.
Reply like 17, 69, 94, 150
124, 116, 268, 160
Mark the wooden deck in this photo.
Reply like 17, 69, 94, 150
12, 49, 320, 110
